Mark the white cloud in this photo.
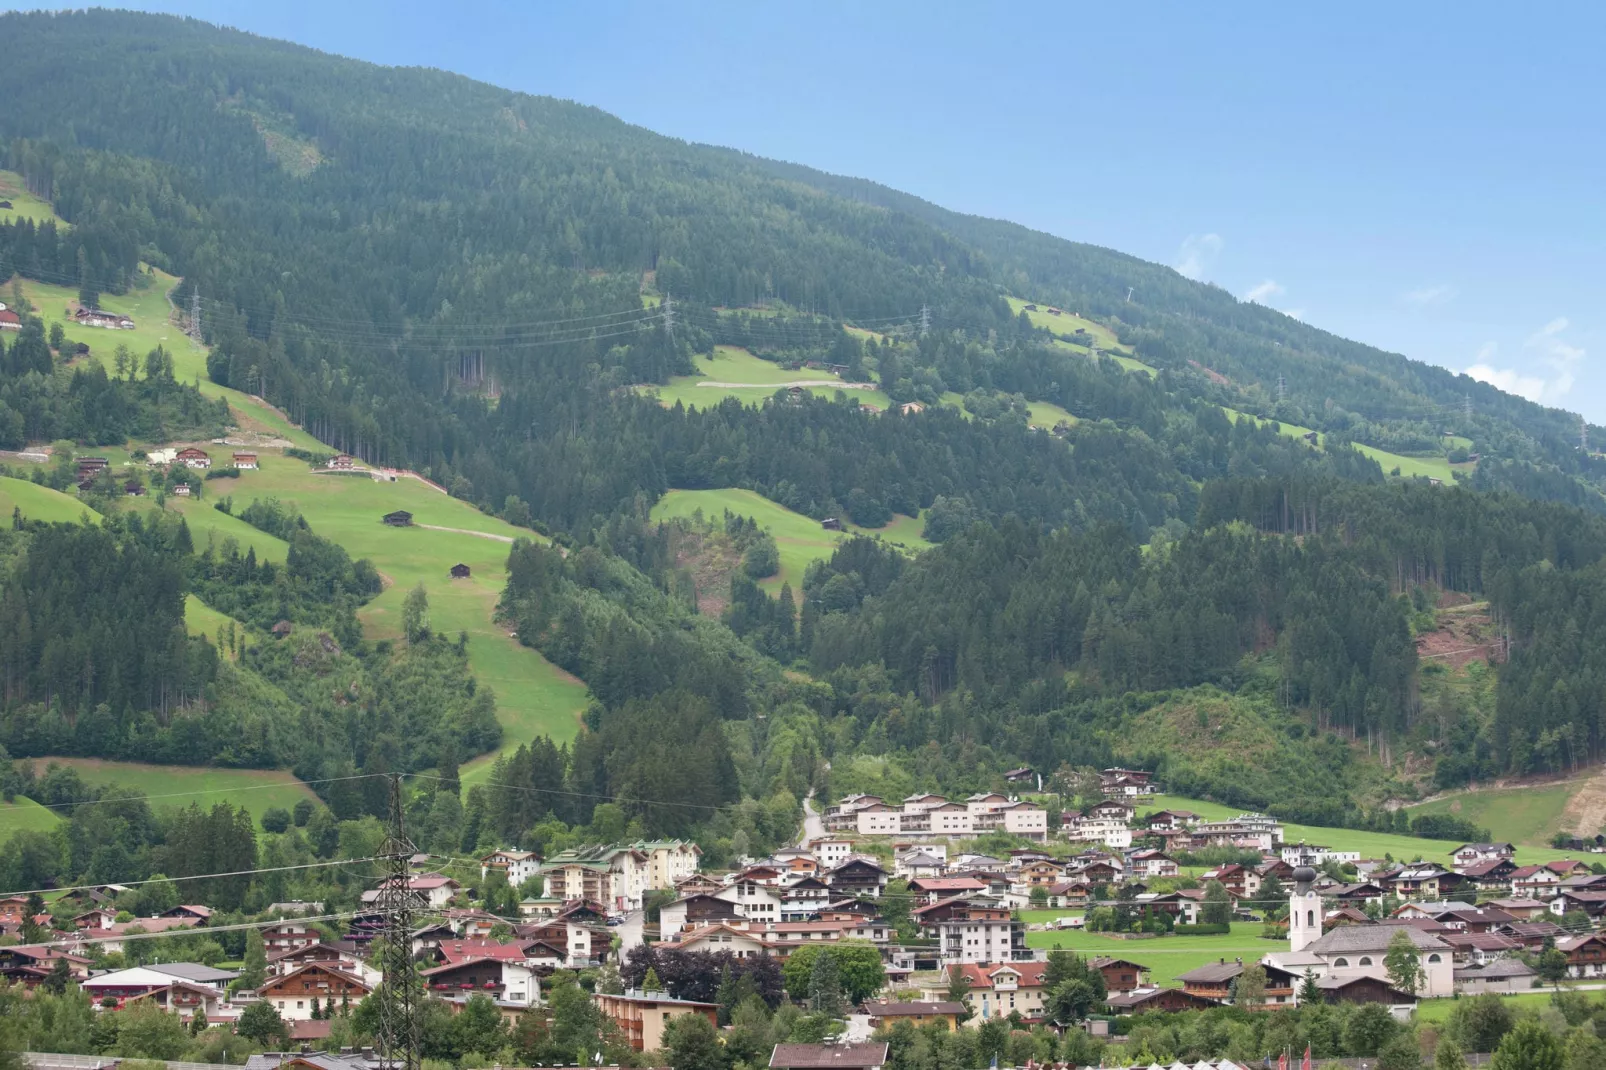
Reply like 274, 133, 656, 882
1174, 233, 1222, 280
1243, 279, 1284, 304
1403, 283, 1457, 306
1463, 323, 1586, 403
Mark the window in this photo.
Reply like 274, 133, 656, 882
1333, 958, 1349, 968
1428, 954, 1442, 964
1358, 957, 1373, 967
1306, 910, 1314, 927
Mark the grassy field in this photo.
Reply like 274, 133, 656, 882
1142, 793, 1579, 866
650, 487, 930, 595
11, 758, 318, 829
0, 171, 63, 226
0, 476, 100, 525
1025, 399, 1078, 430
1406, 781, 1578, 848
1025, 921, 1278, 987
210, 454, 588, 758
1414, 991, 1558, 1022
8, 268, 325, 453
0, 797, 61, 842
644, 346, 894, 411
184, 594, 245, 657
1221, 408, 1457, 483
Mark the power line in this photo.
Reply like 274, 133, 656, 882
1, 857, 385, 900
375, 772, 421, 1070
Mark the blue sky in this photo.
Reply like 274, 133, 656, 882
47, 1, 1606, 419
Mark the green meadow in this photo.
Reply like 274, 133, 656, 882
1025, 921, 1276, 988
0, 797, 61, 843
0, 475, 100, 525
651, 486, 930, 595
1221, 408, 1457, 483
0, 171, 63, 227
13, 758, 318, 829
644, 345, 894, 411
1143, 792, 1580, 865
1406, 781, 1578, 849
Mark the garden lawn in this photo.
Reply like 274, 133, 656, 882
650, 487, 929, 595
14, 758, 317, 829
0, 797, 61, 843
0, 476, 100, 525
1406, 781, 1577, 849
1025, 922, 1277, 987
1414, 991, 1559, 1023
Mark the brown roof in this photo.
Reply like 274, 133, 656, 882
860, 1001, 966, 1017
771, 1044, 889, 1070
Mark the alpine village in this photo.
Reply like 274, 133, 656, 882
0, 8, 1602, 1070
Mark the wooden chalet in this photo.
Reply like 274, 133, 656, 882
1106, 987, 1219, 1014
1317, 975, 1417, 1006
450, 562, 471, 578
1175, 959, 1299, 1008
382, 510, 413, 527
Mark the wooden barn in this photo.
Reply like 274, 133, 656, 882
383, 510, 413, 527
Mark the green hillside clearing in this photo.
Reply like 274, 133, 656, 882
0, 797, 61, 843
1406, 781, 1578, 848
1145, 792, 1579, 865
0, 171, 62, 226
651, 487, 929, 595
11, 758, 317, 829
1221, 408, 1457, 483
1026, 399, 1077, 429
1023, 921, 1274, 987
0, 475, 100, 525
644, 346, 894, 411
184, 594, 245, 656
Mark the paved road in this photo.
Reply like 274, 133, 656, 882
800, 791, 824, 847
614, 908, 646, 953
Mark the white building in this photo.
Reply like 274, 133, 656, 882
481, 849, 542, 888
812, 840, 853, 867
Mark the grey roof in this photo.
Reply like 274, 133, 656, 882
771, 1044, 889, 1070
1174, 961, 1242, 983
1455, 959, 1536, 979
148, 962, 239, 983
1305, 924, 1449, 955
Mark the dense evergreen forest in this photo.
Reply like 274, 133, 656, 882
1, 9, 1606, 848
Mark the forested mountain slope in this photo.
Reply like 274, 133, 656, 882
2, 8, 1606, 850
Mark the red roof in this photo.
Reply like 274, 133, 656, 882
436, 939, 531, 965
952, 961, 1048, 989
0, 310, 20, 325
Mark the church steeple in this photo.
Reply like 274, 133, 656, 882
1288, 865, 1320, 952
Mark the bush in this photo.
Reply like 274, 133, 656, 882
1171, 923, 1231, 935
204, 466, 240, 480
260, 807, 291, 833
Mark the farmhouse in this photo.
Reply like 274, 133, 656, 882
73, 307, 135, 329
0, 309, 19, 330
382, 510, 413, 526
172, 483, 192, 497
1106, 988, 1219, 1014
450, 562, 471, 578
1176, 959, 1300, 1007
330, 454, 355, 469
232, 452, 258, 469
1451, 843, 1516, 869
176, 447, 211, 469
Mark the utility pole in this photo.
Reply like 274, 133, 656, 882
663, 293, 675, 339
375, 774, 421, 1070
189, 290, 201, 342
918, 303, 930, 339
1277, 375, 1285, 404
1464, 393, 1472, 423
